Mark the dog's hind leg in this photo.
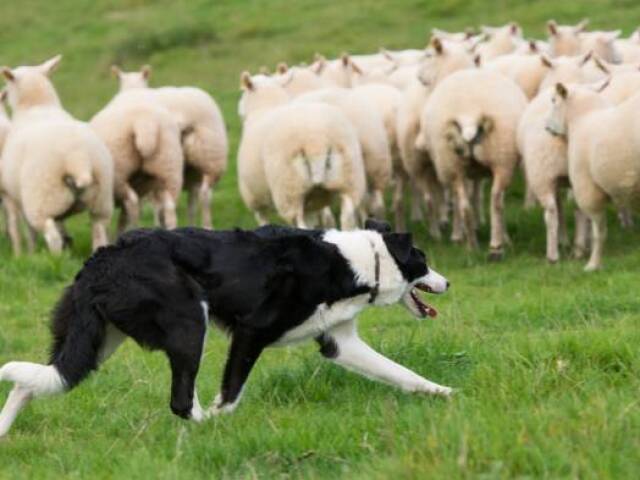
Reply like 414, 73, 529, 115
163, 301, 208, 422
208, 332, 266, 416
319, 320, 452, 397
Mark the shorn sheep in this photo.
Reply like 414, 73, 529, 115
238, 73, 365, 229
418, 68, 527, 259
0, 56, 113, 255
112, 65, 228, 229
90, 93, 183, 233
546, 83, 640, 271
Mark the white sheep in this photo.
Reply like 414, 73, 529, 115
546, 82, 640, 270
238, 73, 365, 229
273, 63, 329, 97
399, 37, 474, 237
417, 68, 527, 258
295, 87, 391, 218
546, 19, 590, 56
0, 56, 113, 255
112, 65, 228, 229
90, 96, 183, 233
517, 53, 599, 262
474, 23, 523, 61
483, 53, 551, 99
615, 29, 640, 63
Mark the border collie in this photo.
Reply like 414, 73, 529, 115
0, 220, 450, 436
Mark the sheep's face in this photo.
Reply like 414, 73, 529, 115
418, 40, 472, 88
546, 85, 569, 137
1, 55, 62, 111
119, 73, 148, 91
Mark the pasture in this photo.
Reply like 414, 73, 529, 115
0, 0, 639, 478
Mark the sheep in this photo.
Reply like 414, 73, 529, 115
0, 91, 9, 151
547, 19, 590, 57
0, 56, 113, 255
295, 87, 391, 218
273, 63, 329, 97
474, 23, 523, 61
111, 65, 228, 229
90, 96, 183, 233
238, 73, 365, 229
398, 37, 474, 236
547, 20, 622, 63
483, 53, 551, 99
545, 82, 640, 271
517, 53, 599, 262
309, 54, 362, 88
615, 29, 640, 63
417, 68, 527, 258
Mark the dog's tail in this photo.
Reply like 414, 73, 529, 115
0, 284, 107, 437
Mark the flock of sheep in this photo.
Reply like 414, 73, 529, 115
237, 19, 640, 270
1, 19, 639, 271
0, 58, 227, 255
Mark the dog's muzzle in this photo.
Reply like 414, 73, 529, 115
402, 269, 449, 319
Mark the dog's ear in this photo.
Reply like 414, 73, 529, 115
364, 218, 392, 234
383, 233, 414, 265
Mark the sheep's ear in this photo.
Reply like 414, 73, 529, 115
509, 22, 521, 36
141, 65, 152, 80
380, 48, 394, 61
556, 82, 568, 99
528, 39, 539, 53
349, 60, 363, 75
276, 62, 288, 75
340, 53, 350, 67
473, 54, 482, 67
579, 51, 593, 66
464, 28, 476, 40
240, 71, 254, 91
547, 20, 558, 36
540, 54, 554, 69
312, 53, 326, 74
40, 54, 62, 76
110, 65, 122, 78
575, 19, 589, 33
593, 77, 611, 93
593, 55, 610, 74
1, 67, 15, 82
431, 37, 444, 55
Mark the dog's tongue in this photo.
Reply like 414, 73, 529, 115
425, 304, 438, 318
412, 290, 438, 318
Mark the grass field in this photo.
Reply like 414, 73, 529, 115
0, 0, 639, 478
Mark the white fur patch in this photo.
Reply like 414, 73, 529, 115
0, 362, 65, 396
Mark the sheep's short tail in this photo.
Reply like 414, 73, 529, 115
133, 116, 160, 158
0, 286, 107, 437
296, 147, 343, 186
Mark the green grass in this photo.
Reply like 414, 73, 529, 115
1, 0, 640, 478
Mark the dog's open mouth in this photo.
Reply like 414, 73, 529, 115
407, 283, 438, 318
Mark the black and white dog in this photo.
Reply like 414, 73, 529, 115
0, 220, 450, 436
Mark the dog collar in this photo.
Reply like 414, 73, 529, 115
368, 241, 380, 304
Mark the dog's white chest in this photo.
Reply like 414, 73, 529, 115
273, 297, 365, 346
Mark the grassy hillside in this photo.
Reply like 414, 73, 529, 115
0, 1, 639, 478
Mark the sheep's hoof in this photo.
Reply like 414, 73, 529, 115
451, 235, 464, 244
547, 256, 559, 265
62, 234, 74, 249
584, 262, 601, 272
487, 248, 504, 262
572, 247, 587, 259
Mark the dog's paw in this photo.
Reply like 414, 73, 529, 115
206, 393, 239, 417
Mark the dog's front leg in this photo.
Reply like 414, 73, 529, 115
319, 320, 452, 397
208, 331, 266, 416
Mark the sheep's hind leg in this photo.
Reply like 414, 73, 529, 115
340, 194, 358, 230
122, 185, 140, 232
585, 211, 607, 272
43, 219, 63, 255
159, 191, 178, 229
488, 171, 510, 261
4, 196, 23, 256
453, 178, 477, 250
91, 217, 110, 251
199, 175, 213, 229
541, 192, 560, 263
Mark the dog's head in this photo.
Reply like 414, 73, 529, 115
365, 219, 449, 318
